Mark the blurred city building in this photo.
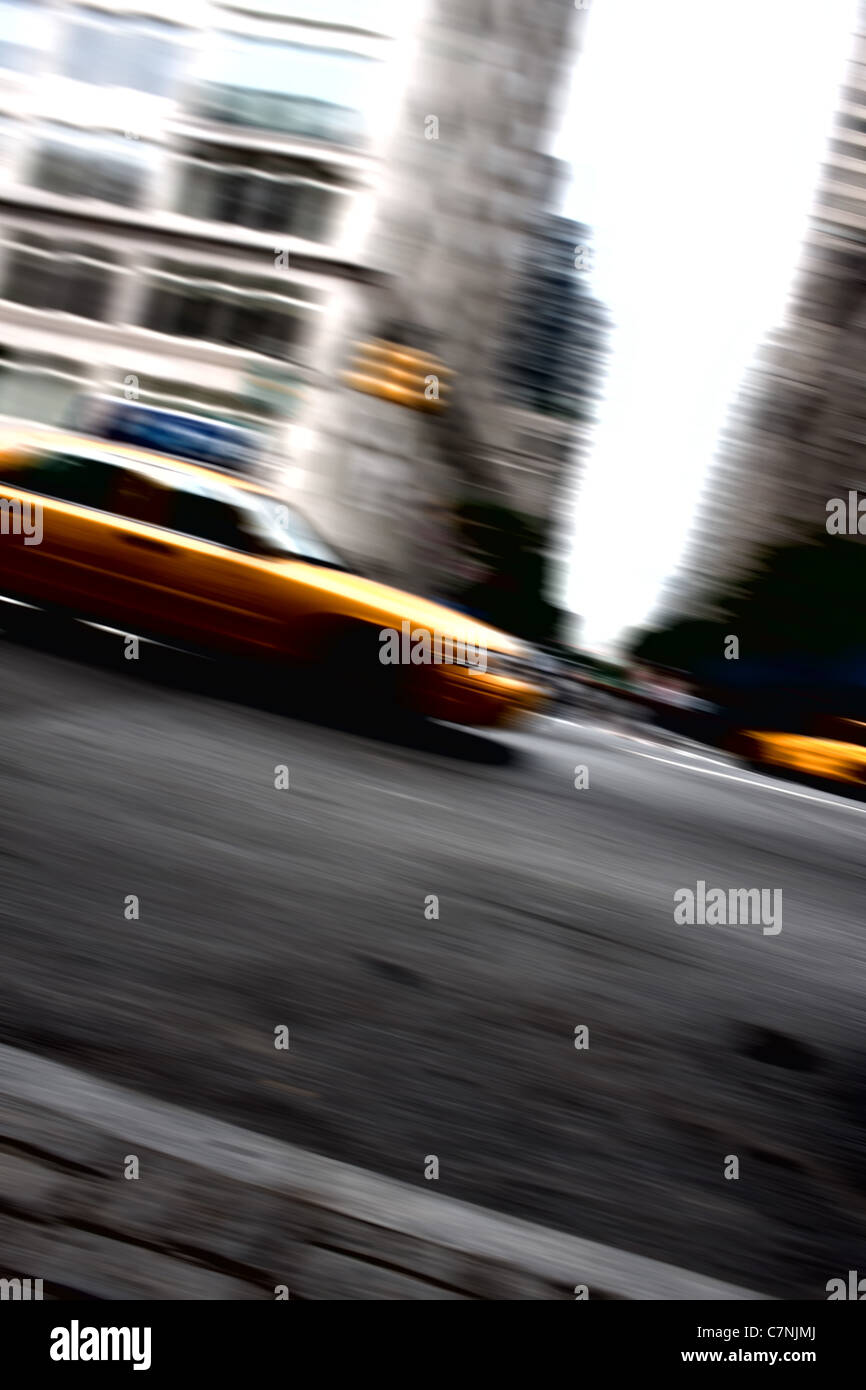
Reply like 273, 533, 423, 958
301, 0, 592, 604
496, 213, 609, 606
0, 0, 411, 481
666, 0, 866, 621
0, 0, 597, 624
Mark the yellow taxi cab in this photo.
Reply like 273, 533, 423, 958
734, 719, 866, 786
0, 428, 546, 728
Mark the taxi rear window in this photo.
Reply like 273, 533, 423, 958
0, 450, 113, 508
170, 488, 253, 550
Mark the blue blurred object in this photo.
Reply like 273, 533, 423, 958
67, 395, 263, 474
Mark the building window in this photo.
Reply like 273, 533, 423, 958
839, 111, 866, 136
0, 236, 120, 320
58, 9, 186, 96
214, 0, 397, 32
29, 125, 157, 208
190, 36, 375, 144
829, 137, 866, 163
140, 260, 314, 360
176, 154, 339, 240
822, 163, 866, 191
0, 0, 50, 74
821, 189, 866, 217
811, 217, 866, 245
0, 349, 91, 425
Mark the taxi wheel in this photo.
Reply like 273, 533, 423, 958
740, 735, 768, 773
319, 623, 405, 730
0, 599, 75, 649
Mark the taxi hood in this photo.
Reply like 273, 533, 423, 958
277, 560, 525, 656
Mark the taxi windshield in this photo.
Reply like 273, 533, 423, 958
249, 495, 347, 569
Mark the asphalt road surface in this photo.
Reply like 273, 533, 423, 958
2, 615, 865, 1298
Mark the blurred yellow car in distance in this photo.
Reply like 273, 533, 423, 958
0, 429, 546, 728
735, 720, 866, 785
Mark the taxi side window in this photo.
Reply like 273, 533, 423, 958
170, 488, 256, 553
0, 451, 112, 509
110, 468, 171, 527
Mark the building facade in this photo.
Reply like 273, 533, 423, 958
299, 0, 589, 596
0, 0, 414, 492
0, 0, 593, 609
667, 1, 866, 621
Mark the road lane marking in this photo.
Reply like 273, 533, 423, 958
667, 748, 736, 768
627, 749, 866, 815
354, 783, 452, 811
536, 715, 733, 762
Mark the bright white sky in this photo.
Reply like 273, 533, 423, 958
556, 0, 858, 657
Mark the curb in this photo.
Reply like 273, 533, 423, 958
0, 1043, 767, 1300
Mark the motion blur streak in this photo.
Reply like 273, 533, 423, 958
562, 0, 857, 654
4, 0, 866, 1312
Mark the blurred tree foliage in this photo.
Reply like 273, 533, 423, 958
631, 533, 866, 688
631, 617, 724, 671
451, 500, 559, 642
723, 535, 866, 656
